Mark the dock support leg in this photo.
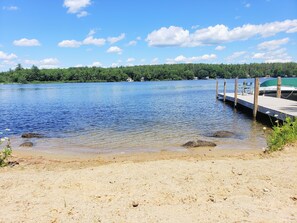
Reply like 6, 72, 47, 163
234, 77, 238, 107
277, 76, 281, 98
216, 79, 218, 99
253, 78, 259, 118
223, 79, 226, 102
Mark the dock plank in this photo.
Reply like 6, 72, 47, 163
218, 93, 297, 121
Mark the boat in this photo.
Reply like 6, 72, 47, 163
126, 77, 134, 82
259, 77, 297, 101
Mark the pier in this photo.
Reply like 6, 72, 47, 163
217, 78, 297, 121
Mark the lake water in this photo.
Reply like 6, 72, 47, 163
0, 80, 267, 154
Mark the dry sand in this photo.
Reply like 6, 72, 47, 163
0, 144, 296, 223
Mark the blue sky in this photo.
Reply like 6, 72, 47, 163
0, 0, 297, 71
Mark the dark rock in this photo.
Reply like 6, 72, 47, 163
8, 161, 19, 167
21, 133, 44, 138
20, 142, 33, 147
182, 140, 216, 148
132, 201, 139, 207
212, 131, 236, 138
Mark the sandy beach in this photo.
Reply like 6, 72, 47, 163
0, 144, 296, 223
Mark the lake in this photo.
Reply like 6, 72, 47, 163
0, 80, 267, 154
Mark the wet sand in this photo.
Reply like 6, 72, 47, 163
0, 144, 296, 223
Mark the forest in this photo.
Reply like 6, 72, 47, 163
0, 62, 297, 83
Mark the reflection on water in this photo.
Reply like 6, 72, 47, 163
0, 80, 267, 154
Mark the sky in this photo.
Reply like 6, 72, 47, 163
0, 0, 297, 71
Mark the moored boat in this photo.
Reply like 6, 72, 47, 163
259, 77, 297, 101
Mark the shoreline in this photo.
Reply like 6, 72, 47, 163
1, 143, 296, 222
11, 145, 262, 168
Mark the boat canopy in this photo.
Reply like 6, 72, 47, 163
260, 78, 297, 88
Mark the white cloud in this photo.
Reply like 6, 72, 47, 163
0, 51, 17, 60
127, 36, 141, 46
166, 54, 217, 64
215, 45, 226, 51
63, 0, 91, 18
226, 51, 247, 61
252, 48, 292, 63
126, 58, 135, 63
13, 38, 41, 46
83, 36, 106, 46
146, 19, 297, 47
2, 6, 18, 11
146, 26, 189, 47
107, 46, 123, 54
128, 40, 137, 46
107, 33, 125, 44
58, 31, 106, 48
58, 40, 81, 48
257, 38, 289, 51
40, 58, 59, 65
87, 29, 96, 36
24, 58, 60, 68
90, 61, 102, 67
77, 11, 88, 18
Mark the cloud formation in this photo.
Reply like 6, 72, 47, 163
107, 46, 123, 54
146, 19, 297, 47
108, 33, 125, 44
215, 45, 226, 51
25, 58, 59, 68
252, 48, 292, 63
58, 40, 81, 48
166, 54, 217, 64
13, 38, 41, 46
0, 51, 17, 60
257, 38, 289, 51
63, 0, 91, 18
58, 33, 127, 48
2, 6, 18, 11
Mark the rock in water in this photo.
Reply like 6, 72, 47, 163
21, 133, 44, 138
182, 140, 216, 148
20, 142, 33, 147
212, 131, 236, 138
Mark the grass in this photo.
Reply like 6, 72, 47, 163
267, 117, 297, 152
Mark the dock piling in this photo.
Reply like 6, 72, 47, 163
223, 79, 226, 102
277, 76, 281, 98
216, 79, 218, 99
253, 78, 259, 118
234, 77, 238, 107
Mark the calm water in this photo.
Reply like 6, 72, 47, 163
0, 80, 267, 154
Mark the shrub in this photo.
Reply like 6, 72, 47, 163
267, 117, 297, 152
0, 137, 12, 167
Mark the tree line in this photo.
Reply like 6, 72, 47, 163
0, 62, 297, 83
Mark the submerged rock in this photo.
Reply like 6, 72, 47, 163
20, 142, 33, 147
21, 133, 44, 138
182, 140, 216, 148
212, 131, 236, 138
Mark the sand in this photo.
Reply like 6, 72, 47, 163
0, 144, 296, 223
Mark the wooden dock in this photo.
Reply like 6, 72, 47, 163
218, 93, 297, 121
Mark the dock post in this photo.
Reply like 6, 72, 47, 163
253, 78, 259, 118
223, 79, 226, 102
216, 79, 218, 99
234, 77, 238, 107
277, 76, 281, 98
